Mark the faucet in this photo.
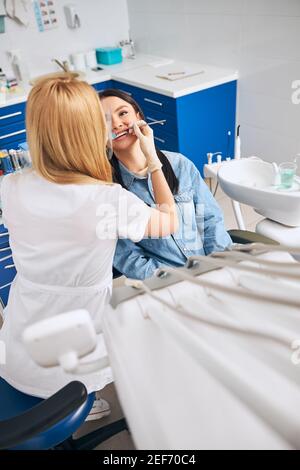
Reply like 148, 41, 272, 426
119, 38, 136, 59
271, 162, 280, 186
128, 38, 136, 59
207, 152, 222, 165
294, 154, 300, 165
52, 59, 70, 73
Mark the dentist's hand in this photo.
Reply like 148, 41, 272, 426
132, 120, 162, 173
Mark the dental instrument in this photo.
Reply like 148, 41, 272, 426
120, 244, 300, 310
235, 125, 241, 160
226, 131, 231, 159
231, 241, 300, 256
211, 249, 300, 268
112, 119, 167, 140
186, 254, 300, 283
155, 263, 300, 309
109, 244, 300, 310
124, 277, 294, 347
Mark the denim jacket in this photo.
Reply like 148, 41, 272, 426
113, 151, 232, 280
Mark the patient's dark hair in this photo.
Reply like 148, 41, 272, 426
99, 88, 179, 195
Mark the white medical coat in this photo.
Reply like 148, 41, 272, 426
0, 170, 151, 398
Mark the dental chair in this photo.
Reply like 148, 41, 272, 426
0, 376, 128, 450
0, 377, 127, 450
106, 245, 300, 450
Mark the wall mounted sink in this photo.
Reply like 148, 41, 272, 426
218, 158, 300, 227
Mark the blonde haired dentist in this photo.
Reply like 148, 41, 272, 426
0, 75, 178, 404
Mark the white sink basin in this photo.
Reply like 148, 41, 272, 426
218, 158, 300, 227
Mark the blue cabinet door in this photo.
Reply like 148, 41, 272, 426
93, 80, 112, 92
152, 127, 179, 152
0, 101, 27, 151
0, 121, 26, 150
110, 80, 143, 102
177, 80, 237, 174
0, 102, 26, 127
142, 106, 178, 136
0, 225, 16, 307
111, 80, 176, 116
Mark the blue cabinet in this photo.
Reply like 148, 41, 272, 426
176, 80, 237, 172
0, 101, 27, 150
111, 79, 237, 175
0, 224, 16, 307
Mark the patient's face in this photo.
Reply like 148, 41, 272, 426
101, 96, 140, 152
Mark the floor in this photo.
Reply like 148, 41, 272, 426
74, 383, 136, 450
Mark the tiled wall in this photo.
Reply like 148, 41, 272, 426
0, 0, 129, 78
127, 0, 300, 163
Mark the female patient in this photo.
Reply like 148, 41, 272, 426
0, 75, 178, 419
100, 89, 232, 280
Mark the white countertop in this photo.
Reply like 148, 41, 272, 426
113, 60, 238, 98
0, 54, 238, 108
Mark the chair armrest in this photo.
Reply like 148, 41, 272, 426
0, 381, 87, 450
228, 229, 280, 246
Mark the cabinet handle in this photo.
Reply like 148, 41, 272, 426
154, 137, 166, 144
119, 90, 132, 96
0, 247, 10, 253
4, 264, 15, 270
144, 98, 163, 107
146, 116, 166, 126
0, 111, 22, 121
0, 281, 12, 290
0, 255, 12, 263
0, 232, 9, 238
0, 129, 26, 140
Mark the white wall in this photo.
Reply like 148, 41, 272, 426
127, 0, 300, 163
0, 0, 130, 78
